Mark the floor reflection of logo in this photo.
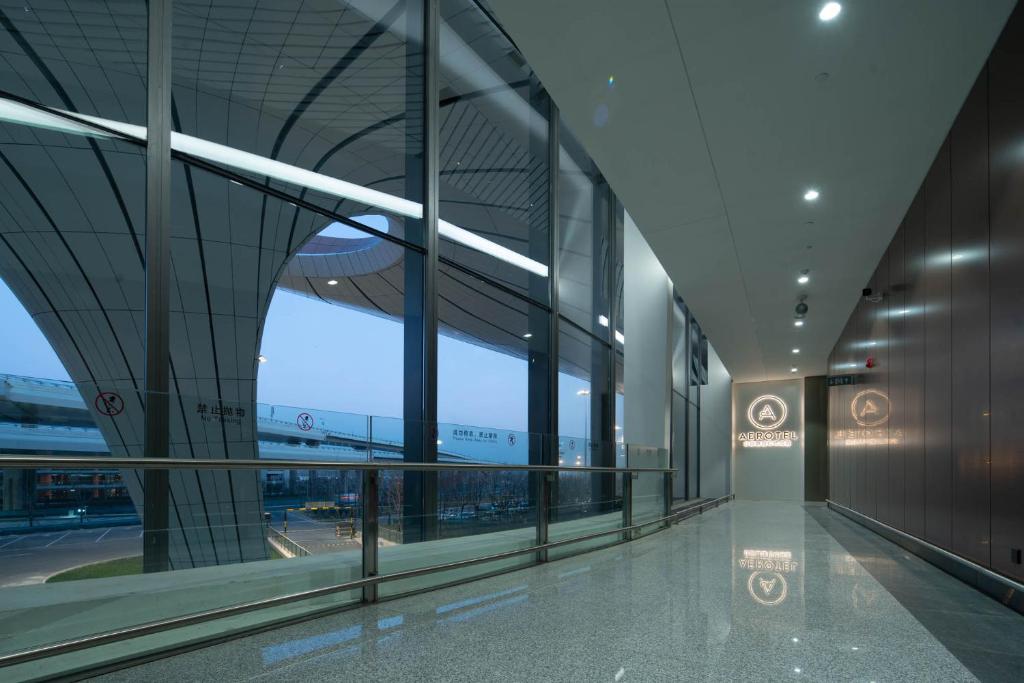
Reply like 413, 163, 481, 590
747, 395, 787, 430
850, 389, 889, 427
748, 570, 788, 606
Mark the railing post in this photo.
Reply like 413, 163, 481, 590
622, 471, 633, 541
362, 467, 379, 603
536, 470, 552, 562
664, 471, 674, 528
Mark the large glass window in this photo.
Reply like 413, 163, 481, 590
558, 321, 599, 456
172, 0, 424, 244
0, 1, 680, 672
558, 123, 609, 336
0, 1, 147, 122
437, 264, 543, 443
437, 0, 550, 301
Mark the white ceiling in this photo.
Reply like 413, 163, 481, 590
489, 0, 1015, 382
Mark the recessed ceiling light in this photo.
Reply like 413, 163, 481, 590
804, 189, 820, 201
523, 332, 533, 339
327, 279, 338, 285
792, 348, 800, 354
819, 2, 841, 21
791, 367, 798, 373
798, 274, 810, 284
794, 320, 804, 327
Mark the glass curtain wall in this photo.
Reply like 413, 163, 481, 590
670, 294, 707, 503
0, 1, 699, 668
0, 0, 704, 566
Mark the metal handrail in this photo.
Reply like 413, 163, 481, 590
0, 455, 674, 474
0, 493, 732, 669
266, 527, 310, 558
0, 450, 685, 672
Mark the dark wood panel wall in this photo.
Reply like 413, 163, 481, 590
828, 9, 1024, 582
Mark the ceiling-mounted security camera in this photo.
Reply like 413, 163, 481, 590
794, 294, 809, 318
863, 287, 883, 303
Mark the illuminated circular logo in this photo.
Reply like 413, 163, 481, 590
850, 389, 889, 427
747, 570, 789, 606
747, 394, 788, 430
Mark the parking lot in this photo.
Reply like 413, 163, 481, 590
0, 525, 142, 587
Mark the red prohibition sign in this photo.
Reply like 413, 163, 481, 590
95, 391, 125, 417
296, 412, 314, 431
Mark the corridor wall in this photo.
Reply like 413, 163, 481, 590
828, 7, 1024, 582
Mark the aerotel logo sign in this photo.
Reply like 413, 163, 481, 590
737, 394, 799, 448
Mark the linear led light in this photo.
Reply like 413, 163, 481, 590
596, 314, 624, 344
0, 97, 549, 278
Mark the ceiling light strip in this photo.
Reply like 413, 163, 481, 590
0, 97, 549, 278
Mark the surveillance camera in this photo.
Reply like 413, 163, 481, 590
862, 288, 872, 297
795, 302, 809, 316
863, 287, 883, 303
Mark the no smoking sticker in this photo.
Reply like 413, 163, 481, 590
95, 391, 124, 417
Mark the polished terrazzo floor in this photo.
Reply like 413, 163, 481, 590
94, 501, 1024, 682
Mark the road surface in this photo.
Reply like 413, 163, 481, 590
0, 525, 142, 587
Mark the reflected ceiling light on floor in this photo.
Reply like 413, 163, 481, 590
803, 189, 820, 201
794, 320, 805, 327
0, 96, 550, 279
952, 253, 964, 261
327, 279, 338, 286
598, 314, 609, 327
819, 2, 841, 21
522, 332, 533, 339
615, 330, 625, 345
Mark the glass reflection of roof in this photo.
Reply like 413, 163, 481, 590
298, 214, 389, 256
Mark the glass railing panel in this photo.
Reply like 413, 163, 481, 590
0, 465, 361, 677
376, 430, 542, 598
254, 402, 371, 462
548, 470, 623, 560
630, 446, 669, 537
0, 396, 677, 679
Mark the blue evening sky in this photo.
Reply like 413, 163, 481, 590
0, 277, 592, 437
